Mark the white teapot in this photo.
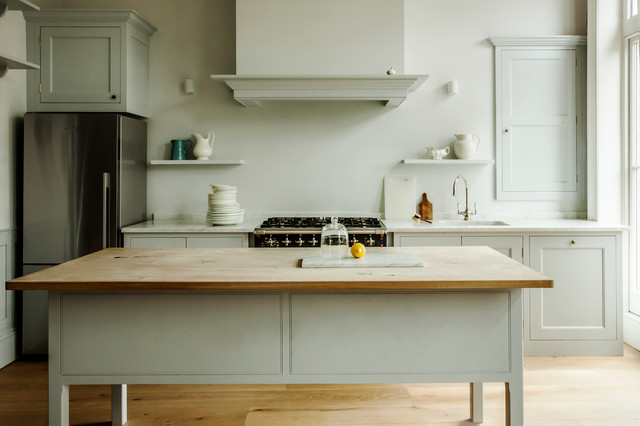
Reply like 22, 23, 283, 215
453, 134, 480, 159
191, 131, 214, 160
426, 146, 450, 160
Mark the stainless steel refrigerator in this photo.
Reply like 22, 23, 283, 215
22, 113, 148, 354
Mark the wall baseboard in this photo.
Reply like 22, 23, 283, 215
624, 312, 640, 351
0, 329, 17, 369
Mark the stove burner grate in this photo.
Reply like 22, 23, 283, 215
259, 217, 383, 229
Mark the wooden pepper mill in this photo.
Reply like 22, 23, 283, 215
418, 193, 433, 221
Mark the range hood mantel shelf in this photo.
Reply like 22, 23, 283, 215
210, 75, 429, 108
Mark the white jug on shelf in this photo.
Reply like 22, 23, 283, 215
453, 133, 480, 159
192, 131, 214, 160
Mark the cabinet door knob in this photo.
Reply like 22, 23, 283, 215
111, 95, 117, 100
571, 240, 576, 245
505, 128, 510, 133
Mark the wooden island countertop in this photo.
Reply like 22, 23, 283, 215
8, 246, 553, 291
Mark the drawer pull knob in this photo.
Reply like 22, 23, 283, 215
571, 240, 576, 245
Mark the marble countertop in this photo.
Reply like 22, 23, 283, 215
383, 218, 628, 233
121, 217, 261, 233
122, 215, 628, 234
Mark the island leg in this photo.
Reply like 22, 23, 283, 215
49, 291, 69, 426
49, 383, 69, 426
506, 288, 524, 426
470, 382, 484, 423
112, 385, 127, 425
505, 380, 524, 426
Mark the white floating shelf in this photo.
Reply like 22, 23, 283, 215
210, 74, 429, 108
402, 159, 495, 165
0, 0, 39, 15
0, 53, 39, 78
149, 160, 245, 166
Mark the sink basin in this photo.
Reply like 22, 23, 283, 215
436, 220, 510, 227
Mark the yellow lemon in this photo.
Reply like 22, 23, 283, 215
351, 243, 366, 258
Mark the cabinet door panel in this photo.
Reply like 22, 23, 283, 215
529, 236, 616, 340
462, 236, 523, 263
290, 292, 510, 375
496, 47, 581, 200
40, 27, 121, 103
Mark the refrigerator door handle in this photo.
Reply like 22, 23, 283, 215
103, 172, 110, 249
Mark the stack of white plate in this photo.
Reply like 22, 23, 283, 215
206, 185, 244, 225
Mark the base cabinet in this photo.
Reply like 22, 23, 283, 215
393, 231, 622, 356
527, 235, 621, 355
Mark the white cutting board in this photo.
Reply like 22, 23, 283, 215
384, 176, 416, 220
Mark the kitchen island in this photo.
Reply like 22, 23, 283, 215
8, 246, 553, 426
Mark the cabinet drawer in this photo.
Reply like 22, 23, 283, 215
394, 235, 461, 247
128, 237, 186, 248
462, 236, 523, 263
187, 236, 247, 248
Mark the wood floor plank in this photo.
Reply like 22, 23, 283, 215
0, 345, 639, 425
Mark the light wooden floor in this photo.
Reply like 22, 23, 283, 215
1, 345, 639, 425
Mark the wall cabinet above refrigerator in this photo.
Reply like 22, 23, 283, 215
24, 10, 156, 118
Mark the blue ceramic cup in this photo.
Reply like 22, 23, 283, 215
170, 139, 192, 160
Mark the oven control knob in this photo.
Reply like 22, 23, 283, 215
350, 235, 358, 246
282, 235, 291, 247
366, 235, 375, 246
266, 237, 278, 247
310, 236, 318, 246
296, 235, 305, 246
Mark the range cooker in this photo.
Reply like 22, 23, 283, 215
253, 217, 387, 248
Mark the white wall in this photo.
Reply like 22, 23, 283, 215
30, 0, 589, 219
592, 0, 623, 223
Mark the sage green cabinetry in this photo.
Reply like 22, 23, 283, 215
24, 10, 155, 117
393, 231, 622, 356
527, 235, 620, 356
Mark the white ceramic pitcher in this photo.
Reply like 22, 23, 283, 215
192, 131, 215, 160
453, 134, 480, 159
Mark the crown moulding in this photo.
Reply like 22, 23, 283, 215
0, 0, 39, 16
210, 74, 429, 108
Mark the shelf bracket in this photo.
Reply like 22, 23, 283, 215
0, 64, 7, 78
0, 4, 8, 17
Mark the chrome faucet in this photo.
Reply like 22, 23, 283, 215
452, 175, 477, 220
